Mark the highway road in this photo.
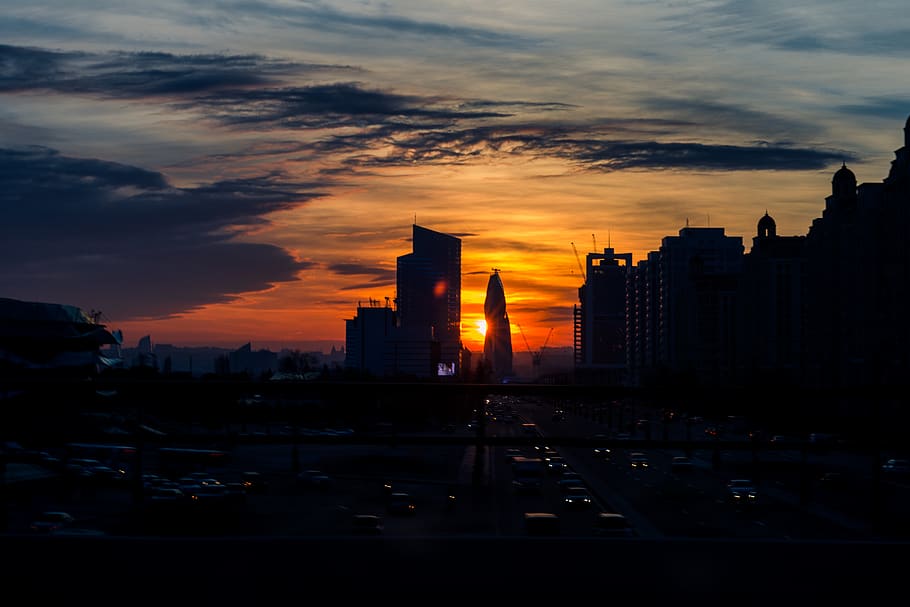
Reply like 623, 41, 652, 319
3, 393, 908, 542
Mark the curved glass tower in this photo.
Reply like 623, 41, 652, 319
483, 269, 513, 379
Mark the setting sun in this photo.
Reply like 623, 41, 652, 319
476, 319, 487, 337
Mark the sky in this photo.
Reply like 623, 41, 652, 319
2, 1, 908, 355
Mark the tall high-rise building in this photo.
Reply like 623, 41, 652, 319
656, 226, 744, 385
395, 224, 463, 376
483, 269, 513, 379
739, 212, 806, 386
574, 248, 632, 385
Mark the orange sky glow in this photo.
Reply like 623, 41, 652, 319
3, 2, 907, 356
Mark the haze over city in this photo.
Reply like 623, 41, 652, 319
2, 1, 908, 354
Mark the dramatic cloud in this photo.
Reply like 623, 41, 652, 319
0, 146, 321, 319
0, 1, 906, 350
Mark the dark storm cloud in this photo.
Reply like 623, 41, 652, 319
186, 83, 512, 129
837, 98, 910, 123
332, 123, 853, 172
0, 44, 354, 97
338, 281, 396, 292
327, 263, 396, 286
1, 43, 843, 174
0, 146, 322, 319
559, 139, 853, 172
251, 1, 534, 48
641, 98, 821, 142
761, 29, 910, 56
663, 1, 909, 57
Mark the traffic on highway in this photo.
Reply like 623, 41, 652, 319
4, 393, 908, 541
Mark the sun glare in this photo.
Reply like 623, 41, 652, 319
476, 319, 487, 337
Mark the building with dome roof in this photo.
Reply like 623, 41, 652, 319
739, 212, 806, 385
803, 114, 910, 390
623, 114, 910, 398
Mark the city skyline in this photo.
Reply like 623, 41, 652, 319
2, 2, 908, 354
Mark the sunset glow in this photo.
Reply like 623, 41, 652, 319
476, 320, 488, 339
2, 2, 907, 355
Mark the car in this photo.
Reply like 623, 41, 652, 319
670, 456, 695, 473
223, 482, 248, 503
64, 458, 103, 479
188, 483, 228, 506
146, 486, 187, 502
241, 471, 268, 494
351, 514, 384, 535
881, 459, 909, 474
563, 486, 594, 509
88, 464, 128, 484
541, 449, 560, 461
504, 448, 524, 462
29, 511, 75, 533
524, 512, 560, 536
629, 452, 649, 469
817, 471, 846, 489
298, 469, 333, 488
593, 512, 635, 537
727, 479, 758, 504
557, 477, 587, 493
593, 445, 612, 459
387, 492, 417, 516
769, 435, 798, 445
546, 457, 569, 475
590, 434, 612, 459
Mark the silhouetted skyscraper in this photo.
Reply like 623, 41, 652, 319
656, 227, 743, 385
574, 247, 632, 385
483, 269, 513, 379
395, 224, 463, 376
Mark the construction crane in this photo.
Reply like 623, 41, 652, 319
516, 324, 554, 381
538, 327, 554, 362
571, 242, 586, 284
